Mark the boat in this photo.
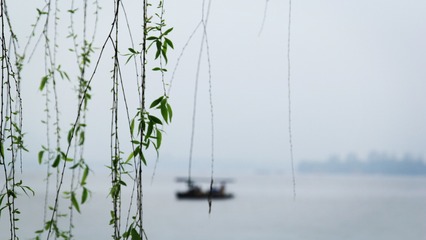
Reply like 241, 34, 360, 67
175, 177, 234, 200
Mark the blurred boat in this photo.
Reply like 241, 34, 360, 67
175, 177, 234, 200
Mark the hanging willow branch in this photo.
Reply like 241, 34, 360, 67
286, 0, 296, 200
1, 1, 32, 240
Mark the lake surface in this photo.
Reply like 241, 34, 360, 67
1, 173, 425, 239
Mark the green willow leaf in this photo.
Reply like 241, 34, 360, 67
164, 38, 174, 49
38, 150, 44, 164
147, 36, 158, 41
140, 150, 147, 166
131, 228, 142, 240
70, 162, 80, 169
162, 49, 168, 63
52, 155, 61, 168
130, 118, 135, 136
81, 187, 89, 204
167, 103, 173, 122
146, 122, 154, 140
20, 185, 35, 196
0, 194, 5, 205
148, 115, 162, 125
67, 127, 74, 144
79, 131, 85, 145
156, 129, 162, 149
150, 96, 163, 108
36, 8, 48, 15
39, 76, 48, 91
163, 27, 173, 36
71, 192, 81, 213
126, 151, 134, 163
126, 146, 141, 163
81, 166, 89, 185
0, 142, 4, 159
155, 40, 162, 59
160, 100, 168, 123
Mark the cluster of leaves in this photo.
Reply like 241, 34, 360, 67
128, 95, 172, 165
118, 1, 175, 239
2, 0, 175, 239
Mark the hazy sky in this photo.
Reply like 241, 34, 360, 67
11, 0, 426, 175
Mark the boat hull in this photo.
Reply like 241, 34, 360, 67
176, 191, 234, 200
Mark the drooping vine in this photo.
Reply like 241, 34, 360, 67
184, 0, 216, 213
66, 0, 98, 237
122, 1, 174, 238
287, 0, 296, 200
24, 1, 99, 239
0, 1, 33, 239
258, 0, 270, 36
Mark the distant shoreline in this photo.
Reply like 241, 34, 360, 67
298, 154, 426, 176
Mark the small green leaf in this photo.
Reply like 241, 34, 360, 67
52, 155, 61, 168
126, 151, 134, 163
0, 142, 4, 159
150, 96, 163, 109
39, 76, 48, 91
79, 131, 85, 145
70, 163, 80, 169
155, 41, 162, 59
140, 150, 147, 166
81, 166, 89, 185
67, 8, 78, 14
126, 146, 140, 163
156, 129, 162, 149
163, 27, 174, 36
20, 185, 35, 196
160, 100, 168, 123
146, 122, 154, 140
167, 103, 173, 122
165, 38, 174, 49
38, 150, 44, 164
67, 127, 74, 144
36, 8, 48, 15
147, 36, 158, 41
148, 115, 162, 125
71, 192, 81, 213
131, 228, 142, 240
128, 48, 137, 54
125, 55, 133, 64
81, 187, 89, 204
130, 118, 135, 136
164, 38, 174, 49
162, 49, 168, 63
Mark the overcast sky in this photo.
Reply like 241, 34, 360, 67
12, 0, 426, 175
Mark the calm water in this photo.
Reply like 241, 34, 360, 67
1, 173, 426, 239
